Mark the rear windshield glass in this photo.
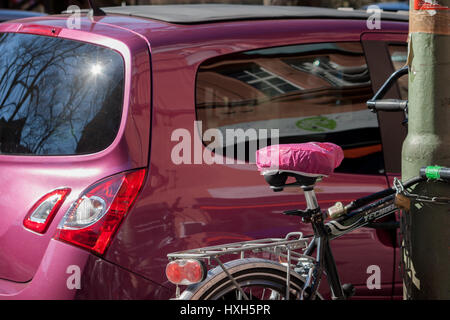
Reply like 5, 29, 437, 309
0, 33, 124, 156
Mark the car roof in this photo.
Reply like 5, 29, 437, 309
0, 9, 46, 22
102, 4, 409, 25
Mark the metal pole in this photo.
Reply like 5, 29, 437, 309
401, 0, 450, 299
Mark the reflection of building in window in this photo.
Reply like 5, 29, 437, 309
222, 64, 302, 97
388, 45, 408, 100
196, 42, 385, 175
390, 51, 407, 64
286, 57, 370, 88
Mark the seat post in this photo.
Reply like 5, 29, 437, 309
302, 186, 319, 211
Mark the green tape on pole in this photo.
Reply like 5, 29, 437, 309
425, 166, 442, 180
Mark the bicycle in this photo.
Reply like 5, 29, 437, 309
165, 67, 449, 300
166, 160, 449, 300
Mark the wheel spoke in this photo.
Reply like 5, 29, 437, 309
190, 260, 318, 300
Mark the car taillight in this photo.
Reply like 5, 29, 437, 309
166, 259, 207, 285
54, 169, 147, 255
23, 188, 71, 234
19, 24, 62, 37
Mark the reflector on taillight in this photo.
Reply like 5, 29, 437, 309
23, 188, 71, 234
54, 169, 147, 255
166, 259, 207, 285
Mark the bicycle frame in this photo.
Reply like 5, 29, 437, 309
301, 174, 425, 299
327, 195, 398, 240
301, 188, 399, 299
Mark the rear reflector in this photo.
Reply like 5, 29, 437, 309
54, 169, 147, 255
23, 188, 71, 234
166, 259, 207, 285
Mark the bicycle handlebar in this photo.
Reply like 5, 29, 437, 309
420, 166, 450, 182
366, 65, 408, 113
366, 99, 408, 112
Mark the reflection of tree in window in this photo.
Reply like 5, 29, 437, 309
0, 33, 124, 156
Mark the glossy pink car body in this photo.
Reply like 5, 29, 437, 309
0, 6, 408, 299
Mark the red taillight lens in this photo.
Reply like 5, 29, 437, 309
23, 188, 71, 234
54, 169, 147, 255
19, 24, 61, 37
166, 260, 207, 285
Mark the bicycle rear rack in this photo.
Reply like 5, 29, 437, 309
168, 232, 312, 300
168, 232, 309, 261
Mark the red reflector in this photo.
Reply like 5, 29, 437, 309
54, 169, 147, 255
23, 188, 71, 234
166, 260, 207, 285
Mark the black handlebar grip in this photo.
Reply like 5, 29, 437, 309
367, 99, 408, 112
420, 166, 450, 182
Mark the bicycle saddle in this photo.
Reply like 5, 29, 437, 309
256, 142, 344, 188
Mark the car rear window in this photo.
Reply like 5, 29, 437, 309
196, 42, 384, 175
0, 33, 124, 156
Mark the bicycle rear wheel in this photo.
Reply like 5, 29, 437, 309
179, 258, 319, 300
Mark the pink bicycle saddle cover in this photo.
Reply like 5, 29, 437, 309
256, 142, 344, 176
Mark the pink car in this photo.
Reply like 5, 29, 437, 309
0, 4, 408, 299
